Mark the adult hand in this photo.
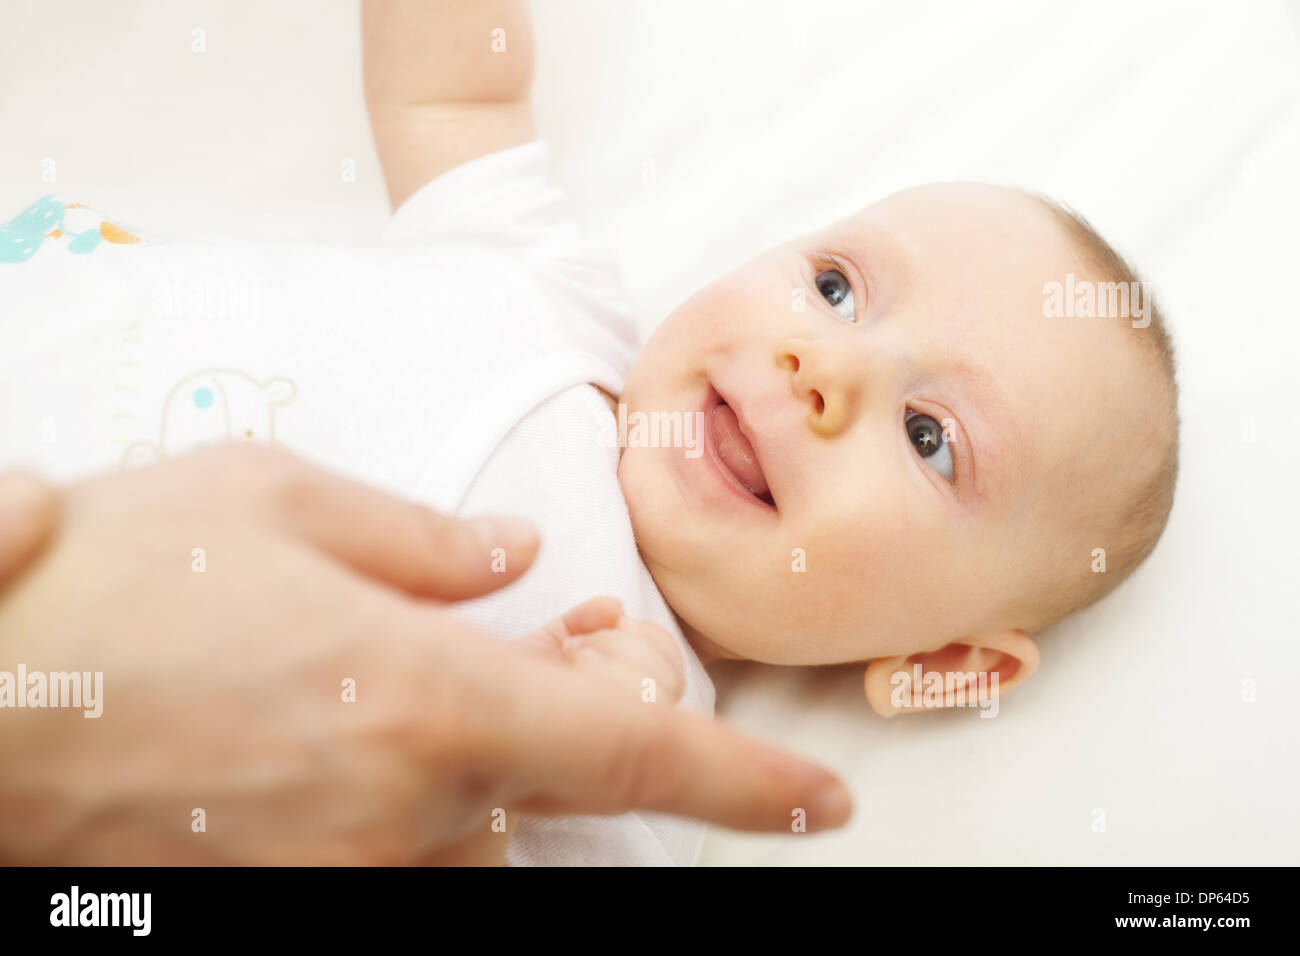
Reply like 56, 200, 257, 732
0, 444, 850, 864
0, 472, 58, 589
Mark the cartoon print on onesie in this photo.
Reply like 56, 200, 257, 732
123, 368, 298, 466
0, 196, 149, 263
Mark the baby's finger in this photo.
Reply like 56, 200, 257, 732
513, 596, 627, 666
561, 596, 624, 637
613, 616, 684, 686
569, 629, 686, 704
520, 596, 626, 656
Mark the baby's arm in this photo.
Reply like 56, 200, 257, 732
362, 0, 535, 210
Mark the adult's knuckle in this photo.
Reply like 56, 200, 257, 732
602, 718, 688, 810
263, 458, 325, 518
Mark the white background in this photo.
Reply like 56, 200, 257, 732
1, 0, 1297, 864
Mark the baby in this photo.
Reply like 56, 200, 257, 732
0, 0, 1179, 866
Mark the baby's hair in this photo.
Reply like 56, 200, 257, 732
1017, 195, 1181, 634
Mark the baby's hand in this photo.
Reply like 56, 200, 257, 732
516, 596, 687, 706
429, 599, 684, 866
431, 598, 686, 868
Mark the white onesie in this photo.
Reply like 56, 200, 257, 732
0, 140, 715, 866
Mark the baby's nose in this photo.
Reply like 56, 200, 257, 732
776, 338, 852, 437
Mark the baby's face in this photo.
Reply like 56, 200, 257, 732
618, 183, 1150, 665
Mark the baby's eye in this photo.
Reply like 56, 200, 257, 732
906, 410, 954, 482
815, 269, 855, 321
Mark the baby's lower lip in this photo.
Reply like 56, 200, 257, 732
701, 387, 776, 510
709, 403, 770, 498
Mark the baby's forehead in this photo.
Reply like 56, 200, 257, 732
819, 183, 1083, 326
870, 180, 1048, 218
819, 184, 1148, 500
834, 182, 1073, 266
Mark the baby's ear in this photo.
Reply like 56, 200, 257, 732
863, 630, 1039, 718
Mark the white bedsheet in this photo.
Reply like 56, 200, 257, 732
1, 0, 1296, 864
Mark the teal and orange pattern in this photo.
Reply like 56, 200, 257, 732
0, 196, 148, 263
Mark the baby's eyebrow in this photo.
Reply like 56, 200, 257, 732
829, 225, 910, 295
939, 357, 1023, 502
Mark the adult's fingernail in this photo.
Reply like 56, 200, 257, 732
808, 780, 853, 829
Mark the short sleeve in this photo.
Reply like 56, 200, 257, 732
383, 140, 561, 247
381, 139, 638, 376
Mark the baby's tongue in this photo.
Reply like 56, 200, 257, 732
709, 403, 769, 497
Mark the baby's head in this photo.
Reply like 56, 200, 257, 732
618, 182, 1179, 714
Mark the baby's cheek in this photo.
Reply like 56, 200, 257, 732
796, 510, 918, 635
662, 274, 774, 353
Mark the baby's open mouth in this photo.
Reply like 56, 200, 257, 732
707, 392, 775, 509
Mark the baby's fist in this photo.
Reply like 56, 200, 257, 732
517, 596, 686, 705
